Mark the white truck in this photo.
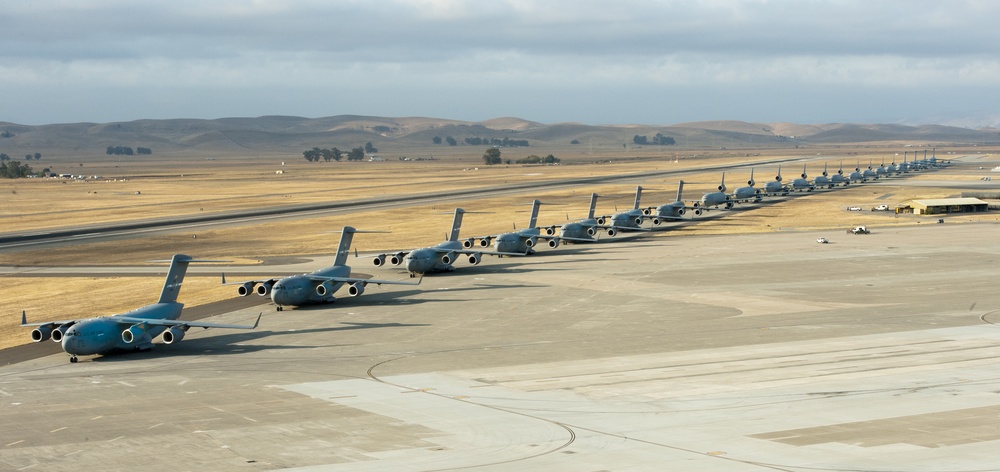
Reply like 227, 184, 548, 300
871, 204, 890, 211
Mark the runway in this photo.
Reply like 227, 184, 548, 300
2, 222, 1000, 471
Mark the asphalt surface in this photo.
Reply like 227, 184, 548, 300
2, 222, 1000, 471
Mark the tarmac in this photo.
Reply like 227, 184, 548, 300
2, 222, 1000, 471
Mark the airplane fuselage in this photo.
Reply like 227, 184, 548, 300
789, 178, 813, 191
732, 186, 760, 202
270, 266, 352, 307
559, 220, 598, 242
60, 303, 183, 356
701, 191, 731, 208
763, 182, 787, 195
607, 210, 644, 231
494, 228, 540, 254
405, 241, 466, 275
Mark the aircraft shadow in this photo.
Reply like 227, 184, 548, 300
92, 321, 431, 361
275, 283, 535, 311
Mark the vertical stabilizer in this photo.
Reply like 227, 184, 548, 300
586, 193, 599, 219
334, 226, 356, 267
158, 254, 193, 304
527, 200, 541, 229
448, 208, 465, 242
675, 181, 685, 203
632, 186, 643, 210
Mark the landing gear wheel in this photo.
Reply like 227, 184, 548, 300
70, 356, 78, 363
276, 306, 283, 312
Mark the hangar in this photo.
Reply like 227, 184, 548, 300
907, 197, 989, 215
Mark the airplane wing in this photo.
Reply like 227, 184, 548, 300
114, 313, 262, 330
20, 311, 76, 327
448, 248, 528, 257
221, 275, 278, 286
304, 275, 421, 286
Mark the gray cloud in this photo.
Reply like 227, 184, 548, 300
2, 0, 999, 125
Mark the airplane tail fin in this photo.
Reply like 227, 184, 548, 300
586, 193, 598, 219
527, 200, 541, 229
448, 208, 465, 241
633, 186, 643, 210
158, 254, 194, 304
334, 226, 356, 267
675, 180, 685, 202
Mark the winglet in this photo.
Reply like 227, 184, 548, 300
221, 273, 227, 284
21, 310, 27, 326
251, 313, 262, 329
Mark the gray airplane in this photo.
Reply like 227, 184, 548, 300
829, 161, 850, 186
373, 208, 522, 276
224, 226, 420, 311
21, 254, 261, 363
596, 186, 651, 232
550, 193, 610, 241
789, 164, 815, 191
812, 163, 833, 188
643, 180, 700, 223
693, 173, 734, 210
731, 169, 762, 203
763, 166, 788, 196
848, 161, 867, 183
874, 158, 889, 178
472, 199, 560, 254
862, 160, 878, 180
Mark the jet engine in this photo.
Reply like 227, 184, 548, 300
51, 324, 72, 343
347, 282, 365, 297
596, 216, 606, 225
678, 208, 686, 216
389, 253, 405, 265
725, 201, 734, 210
236, 282, 256, 297
524, 236, 537, 247
441, 252, 456, 265
316, 281, 335, 297
121, 324, 147, 344
694, 208, 703, 216
587, 227, 597, 236
161, 326, 187, 344
478, 237, 491, 247
255, 281, 274, 297
607, 228, 618, 237
651, 217, 661, 226
373, 255, 386, 267
643, 208, 652, 215
468, 252, 482, 265
547, 238, 560, 248
633, 216, 643, 226
462, 238, 475, 249
544, 226, 556, 236
30, 325, 53, 342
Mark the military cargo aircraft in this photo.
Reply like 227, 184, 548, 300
21, 254, 261, 363
596, 186, 651, 232
763, 166, 788, 196
789, 164, 815, 191
372, 208, 523, 276
224, 226, 420, 311
693, 173, 734, 210
643, 180, 699, 222
731, 169, 762, 203
469, 200, 559, 255
551, 193, 609, 241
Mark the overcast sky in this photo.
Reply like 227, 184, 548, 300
3, 1, 1000, 126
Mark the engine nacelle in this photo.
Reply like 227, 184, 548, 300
544, 226, 556, 236
633, 216, 643, 226
479, 237, 491, 247
587, 227, 597, 236
316, 280, 335, 297
389, 253, 405, 266
51, 324, 72, 342
596, 216, 606, 225
694, 208, 703, 216
525, 236, 537, 247
121, 324, 147, 344
347, 282, 365, 297
462, 238, 475, 249
607, 228, 617, 237
255, 281, 273, 297
547, 238, 560, 248
31, 325, 53, 342
642, 208, 652, 215
373, 255, 386, 267
237, 282, 255, 297
651, 217, 661, 226
441, 251, 456, 265
468, 252, 482, 265
161, 326, 187, 344
678, 208, 686, 216
725, 201, 734, 210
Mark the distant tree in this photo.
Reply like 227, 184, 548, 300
483, 148, 502, 165
516, 155, 542, 164
0, 160, 33, 178
135, 147, 151, 155
432, 136, 442, 144
364, 141, 377, 154
652, 133, 675, 145
0, 131, 13, 138
331, 147, 342, 161
632, 135, 649, 145
570, 139, 580, 145
542, 154, 560, 164
303, 147, 321, 162
347, 147, 365, 161
34, 152, 42, 160
445, 136, 457, 146
0, 153, 9, 161
24, 154, 32, 160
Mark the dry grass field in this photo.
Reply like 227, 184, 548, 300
2, 144, 997, 351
